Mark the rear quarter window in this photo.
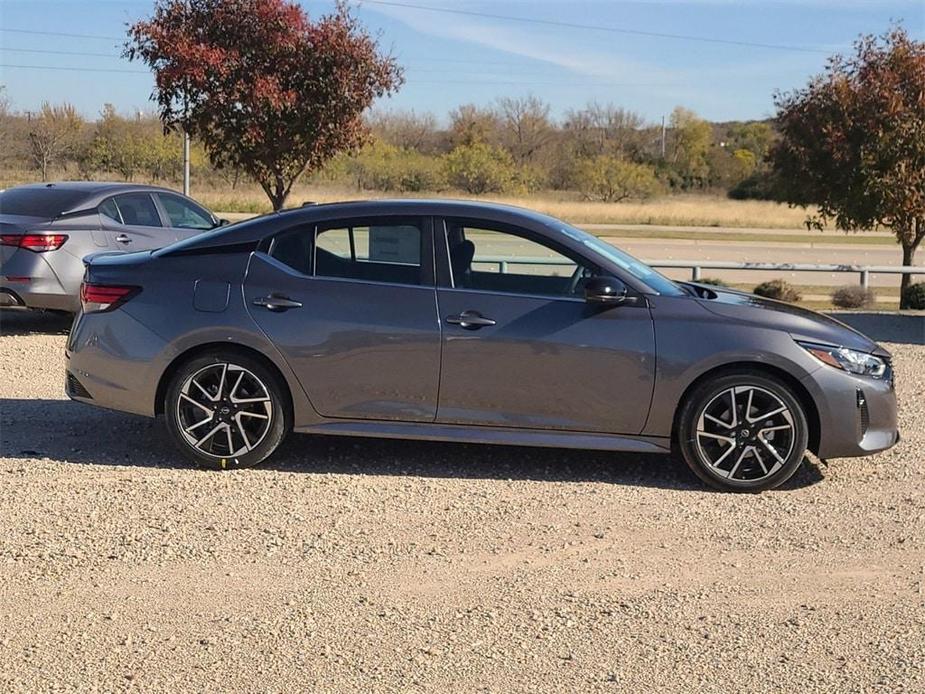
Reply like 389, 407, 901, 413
0, 188, 89, 218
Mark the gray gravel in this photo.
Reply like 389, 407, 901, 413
1, 310, 924, 693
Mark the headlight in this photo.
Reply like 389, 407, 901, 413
798, 341, 887, 378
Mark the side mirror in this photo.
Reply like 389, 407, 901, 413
218, 218, 231, 227
584, 276, 628, 306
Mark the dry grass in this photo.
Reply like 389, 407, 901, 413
198, 184, 822, 230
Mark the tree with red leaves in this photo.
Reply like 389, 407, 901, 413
126, 0, 403, 210
771, 27, 925, 308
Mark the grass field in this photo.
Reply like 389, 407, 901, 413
197, 184, 828, 230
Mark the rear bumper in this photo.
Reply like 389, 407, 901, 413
65, 309, 167, 417
802, 365, 899, 459
1, 250, 78, 312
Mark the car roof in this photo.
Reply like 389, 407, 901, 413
5, 181, 193, 214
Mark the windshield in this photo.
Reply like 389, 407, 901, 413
557, 223, 685, 296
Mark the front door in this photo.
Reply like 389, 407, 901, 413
435, 218, 656, 434
244, 216, 441, 422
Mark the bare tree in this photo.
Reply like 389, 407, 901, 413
368, 109, 440, 152
563, 102, 646, 159
28, 102, 84, 181
449, 103, 502, 147
496, 94, 554, 165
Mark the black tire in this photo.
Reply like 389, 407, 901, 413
676, 371, 809, 492
164, 351, 290, 470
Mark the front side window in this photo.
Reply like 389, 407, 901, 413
315, 221, 423, 286
445, 219, 593, 298
111, 193, 162, 227
156, 193, 215, 230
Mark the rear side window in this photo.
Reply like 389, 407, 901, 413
99, 198, 122, 223
0, 188, 88, 218
268, 219, 424, 286
156, 193, 215, 230
112, 193, 162, 227
315, 222, 422, 285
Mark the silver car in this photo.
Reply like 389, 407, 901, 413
65, 200, 899, 492
1, 182, 221, 312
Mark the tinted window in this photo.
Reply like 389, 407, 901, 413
113, 193, 161, 227
0, 188, 88, 218
269, 227, 313, 275
315, 222, 423, 285
445, 220, 591, 298
99, 197, 122, 224
156, 193, 214, 230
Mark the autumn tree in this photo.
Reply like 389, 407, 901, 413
668, 106, 712, 189
127, 0, 402, 210
771, 27, 925, 307
575, 156, 661, 202
27, 102, 84, 181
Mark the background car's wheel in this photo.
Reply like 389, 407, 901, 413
676, 371, 809, 492
164, 351, 290, 470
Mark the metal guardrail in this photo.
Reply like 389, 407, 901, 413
474, 256, 925, 288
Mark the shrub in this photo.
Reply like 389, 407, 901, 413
349, 141, 445, 192
443, 143, 517, 194
831, 285, 876, 309
902, 282, 925, 310
574, 156, 662, 202
697, 277, 730, 287
753, 279, 802, 303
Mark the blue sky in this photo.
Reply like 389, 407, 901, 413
1, 0, 922, 124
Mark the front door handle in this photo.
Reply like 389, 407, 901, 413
446, 310, 496, 330
253, 294, 302, 312
115, 234, 132, 244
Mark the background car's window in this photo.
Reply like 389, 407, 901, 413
156, 194, 214, 230
315, 222, 422, 285
98, 197, 123, 224
445, 220, 590, 298
112, 193, 162, 227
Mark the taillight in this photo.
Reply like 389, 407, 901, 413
79, 282, 140, 313
0, 234, 68, 252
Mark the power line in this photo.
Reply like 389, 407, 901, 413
0, 63, 147, 75
0, 47, 120, 59
0, 63, 676, 88
362, 0, 834, 54
0, 27, 122, 41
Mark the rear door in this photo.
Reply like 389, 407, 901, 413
244, 216, 442, 422
99, 192, 176, 250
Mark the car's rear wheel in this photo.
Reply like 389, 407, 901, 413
676, 372, 809, 492
164, 352, 290, 470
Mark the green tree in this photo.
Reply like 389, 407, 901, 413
443, 142, 516, 194
771, 26, 925, 307
668, 106, 712, 189
575, 156, 661, 202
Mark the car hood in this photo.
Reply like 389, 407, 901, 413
693, 285, 886, 356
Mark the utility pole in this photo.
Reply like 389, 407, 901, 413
182, 130, 190, 195
182, 0, 191, 196
660, 115, 667, 159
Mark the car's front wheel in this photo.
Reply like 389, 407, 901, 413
164, 352, 290, 470
676, 371, 809, 492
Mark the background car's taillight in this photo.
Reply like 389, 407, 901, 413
79, 282, 140, 313
0, 234, 68, 252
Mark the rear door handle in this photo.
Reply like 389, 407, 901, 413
253, 294, 302, 312
446, 310, 496, 330
115, 234, 132, 244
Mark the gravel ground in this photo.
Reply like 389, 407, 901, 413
1, 311, 923, 693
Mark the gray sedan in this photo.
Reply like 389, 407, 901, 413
65, 200, 899, 491
1, 182, 221, 312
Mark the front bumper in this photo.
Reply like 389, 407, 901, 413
802, 362, 899, 459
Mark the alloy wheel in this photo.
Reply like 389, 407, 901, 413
694, 385, 795, 482
176, 362, 273, 458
